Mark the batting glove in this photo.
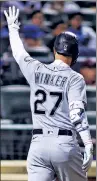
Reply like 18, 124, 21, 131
82, 143, 93, 172
4, 6, 20, 31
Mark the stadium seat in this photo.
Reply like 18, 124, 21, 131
87, 111, 96, 125
42, 9, 59, 22
28, 49, 53, 63
1, 37, 9, 55
86, 86, 96, 111
81, 8, 96, 28
1, 85, 31, 123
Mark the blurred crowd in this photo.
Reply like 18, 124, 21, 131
0, 1, 96, 85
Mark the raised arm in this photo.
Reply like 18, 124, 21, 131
4, 6, 39, 84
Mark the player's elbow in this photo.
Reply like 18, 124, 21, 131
70, 108, 89, 132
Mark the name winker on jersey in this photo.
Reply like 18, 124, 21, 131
35, 72, 67, 88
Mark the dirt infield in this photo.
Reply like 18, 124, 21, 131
1, 161, 96, 181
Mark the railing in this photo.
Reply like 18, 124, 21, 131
1, 125, 32, 160
1, 124, 96, 160
1, 124, 96, 130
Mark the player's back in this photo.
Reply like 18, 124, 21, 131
30, 60, 83, 131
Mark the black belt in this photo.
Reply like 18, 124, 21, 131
33, 129, 72, 136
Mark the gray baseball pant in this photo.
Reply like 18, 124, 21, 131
27, 130, 87, 181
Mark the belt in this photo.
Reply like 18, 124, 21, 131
33, 129, 72, 136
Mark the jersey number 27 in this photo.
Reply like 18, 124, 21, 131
34, 89, 63, 116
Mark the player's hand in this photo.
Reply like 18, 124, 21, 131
4, 6, 20, 30
82, 143, 93, 172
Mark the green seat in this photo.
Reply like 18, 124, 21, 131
87, 111, 96, 125
1, 85, 31, 121
86, 86, 96, 97
86, 86, 96, 111
87, 98, 96, 111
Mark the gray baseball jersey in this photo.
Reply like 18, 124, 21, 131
9, 30, 87, 181
16, 54, 87, 131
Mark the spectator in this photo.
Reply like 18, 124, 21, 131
0, 13, 8, 37
28, 10, 44, 28
68, 11, 96, 49
27, 10, 51, 33
0, 13, 9, 54
1, 1, 41, 13
80, 62, 96, 85
0, 24, 8, 39
22, 24, 49, 50
25, 2, 42, 11
47, 19, 68, 52
42, 1, 79, 13
72, 58, 96, 85
45, 1, 65, 12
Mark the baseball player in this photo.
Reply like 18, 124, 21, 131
4, 7, 93, 181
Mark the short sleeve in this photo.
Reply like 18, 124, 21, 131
68, 75, 87, 105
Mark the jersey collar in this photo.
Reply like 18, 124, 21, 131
55, 59, 70, 68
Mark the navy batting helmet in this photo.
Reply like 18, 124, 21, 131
54, 31, 79, 66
